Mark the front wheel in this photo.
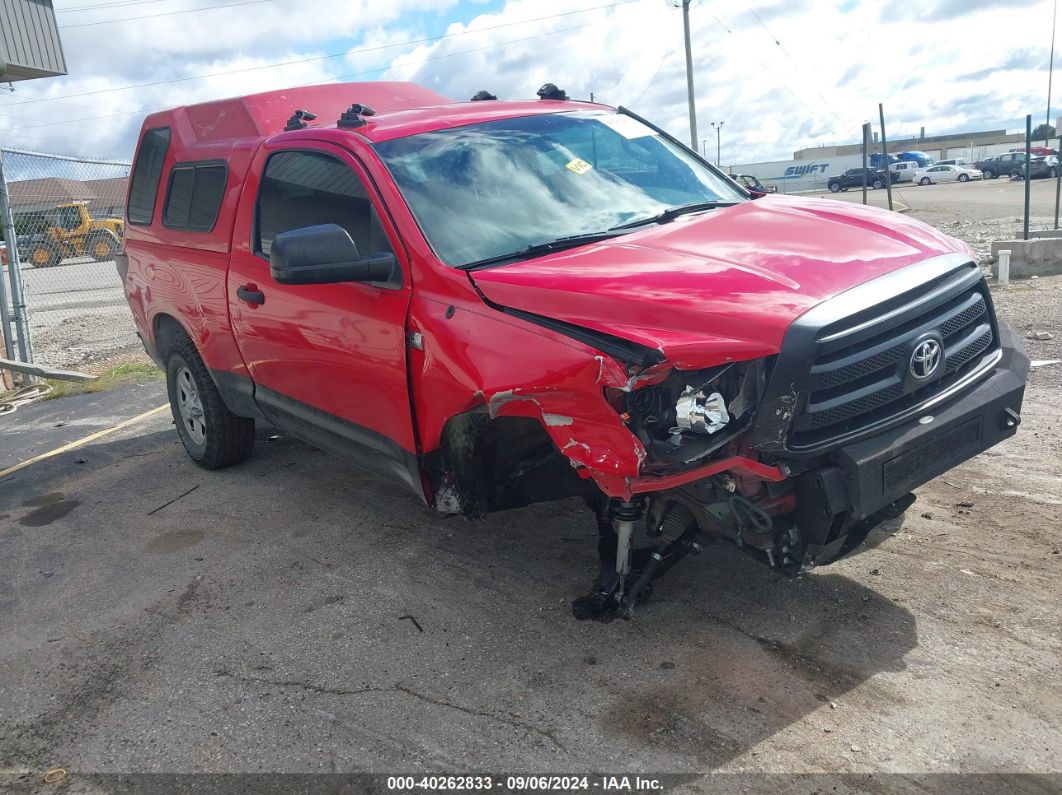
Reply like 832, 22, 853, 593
166, 336, 255, 469
829, 182, 841, 193
26, 243, 59, 268
983, 170, 996, 179
920, 177, 931, 186
872, 179, 884, 189
958, 173, 969, 182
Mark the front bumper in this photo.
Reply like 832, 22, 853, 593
835, 322, 1028, 521
791, 323, 1027, 566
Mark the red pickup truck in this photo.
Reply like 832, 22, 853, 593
119, 81, 1028, 621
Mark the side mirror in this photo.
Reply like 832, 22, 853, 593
270, 224, 399, 287
748, 189, 768, 199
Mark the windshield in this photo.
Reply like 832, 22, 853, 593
374, 110, 745, 267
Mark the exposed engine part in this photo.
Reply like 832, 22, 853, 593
623, 360, 766, 467
728, 493, 773, 547
674, 389, 729, 435
611, 499, 646, 598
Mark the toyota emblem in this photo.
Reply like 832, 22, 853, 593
910, 338, 942, 380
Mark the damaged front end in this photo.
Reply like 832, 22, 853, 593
422, 255, 1027, 622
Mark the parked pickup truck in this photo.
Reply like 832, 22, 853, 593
976, 152, 1027, 179
120, 82, 1029, 621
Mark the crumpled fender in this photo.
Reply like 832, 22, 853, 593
480, 355, 647, 479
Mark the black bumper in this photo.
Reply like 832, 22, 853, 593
794, 324, 1028, 566
835, 323, 1028, 520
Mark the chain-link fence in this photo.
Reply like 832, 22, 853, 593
0, 148, 135, 371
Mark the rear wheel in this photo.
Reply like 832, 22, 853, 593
165, 335, 255, 469
958, 173, 969, 182
829, 182, 841, 193
919, 177, 931, 186
26, 243, 59, 268
87, 232, 118, 262
983, 169, 996, 179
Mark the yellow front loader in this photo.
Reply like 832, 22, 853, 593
23, 201, 124, 268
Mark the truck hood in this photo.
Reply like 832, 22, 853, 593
468, 195, 973, 369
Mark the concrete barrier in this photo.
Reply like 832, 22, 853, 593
989, 238, 1062, 278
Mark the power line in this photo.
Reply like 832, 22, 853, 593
0, 18, 607, 135
55, 0, 171, 12
59, 0, 272, 28
629, 44, 674, 107
10, 0, 643, 108
748, 8, 855, 136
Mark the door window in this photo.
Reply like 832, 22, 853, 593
256, 150, 394, 260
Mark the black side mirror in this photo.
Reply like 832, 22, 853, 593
270, 224, 399, 287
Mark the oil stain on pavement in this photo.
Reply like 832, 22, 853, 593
19, 492, 79, 527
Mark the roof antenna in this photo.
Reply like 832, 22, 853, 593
284, 109, 317, 131
536, 83, 568, 101
338, 103, 377, 128
470, 90, 497, 101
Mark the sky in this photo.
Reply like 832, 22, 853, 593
0, 0, 1055, 167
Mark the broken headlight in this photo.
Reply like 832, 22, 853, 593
674, 389, 729, 435
621, 359, 767, 465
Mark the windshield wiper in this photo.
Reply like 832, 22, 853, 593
609, 201, 738, 231
458, 230, 624, 271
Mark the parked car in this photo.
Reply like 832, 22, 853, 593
731, 173, 777, 194
889, 161, 921, 182
914, 164, 983, 185
976, 152, 1027, 179
1019, 155, 1059, 179
120, 82, 1028, 621
826, 168, 894, 192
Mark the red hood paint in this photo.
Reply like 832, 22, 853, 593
469, 196, 973, 369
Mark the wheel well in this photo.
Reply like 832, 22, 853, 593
425, 411, 599, 516
153, 314, 189, 361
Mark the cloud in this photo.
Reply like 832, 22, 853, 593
0, 0, 1056, 169
880, 0, 1040, 21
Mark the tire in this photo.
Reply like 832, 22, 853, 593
829, 182, 841, 193
87, 232, 118, 262
872, 179, 884, 189
983, 169, 996, 179
165, 335, 255, 469
26, 243, 59, 268
958, 173, 969, 182
919, 177, 931, 186
1051, 168, 1058, 179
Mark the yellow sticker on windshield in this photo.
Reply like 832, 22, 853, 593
566, 157, 593, 175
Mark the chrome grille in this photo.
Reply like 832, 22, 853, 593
789, 267, 998, 447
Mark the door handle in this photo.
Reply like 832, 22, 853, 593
237, 284, 265, 306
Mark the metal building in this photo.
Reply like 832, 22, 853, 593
0, 0, 67, 83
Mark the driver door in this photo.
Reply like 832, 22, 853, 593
227, 141, 420, 493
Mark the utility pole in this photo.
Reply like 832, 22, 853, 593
710, 121, 724, 166
669, 0, 699, 150
878, 103, 893, 212
1048, 0, 1058, 147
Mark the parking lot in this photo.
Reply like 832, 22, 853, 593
1, 206, 1060, 791
805, 172, 1062, 223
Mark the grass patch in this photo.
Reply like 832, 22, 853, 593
43, 362, 163, 399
